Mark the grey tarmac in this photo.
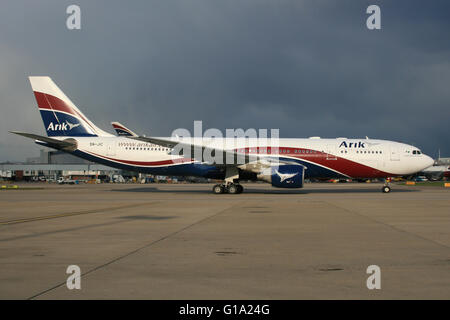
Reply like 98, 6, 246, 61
0, 182, 449, 299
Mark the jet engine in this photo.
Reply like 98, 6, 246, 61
256, 164, 305, 188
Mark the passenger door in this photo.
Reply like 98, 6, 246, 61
390, 146, 400, 161
326, 144, 337, 160
106, 141, 116, 156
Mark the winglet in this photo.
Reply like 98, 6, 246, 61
111, 122, 138, 137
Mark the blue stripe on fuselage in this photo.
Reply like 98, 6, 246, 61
276, 156, 345, 179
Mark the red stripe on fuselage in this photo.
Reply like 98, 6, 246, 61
292, 154, 390, 178
85, 148, 391, 177
235, 146, 392, 178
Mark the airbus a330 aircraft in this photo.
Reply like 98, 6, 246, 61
11, 77, 434, 194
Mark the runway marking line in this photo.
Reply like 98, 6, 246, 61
0, 202, 158, 226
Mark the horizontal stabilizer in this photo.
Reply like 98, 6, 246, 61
10, 131, 77, 151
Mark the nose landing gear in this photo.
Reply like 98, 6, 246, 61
382, 178, 391, 193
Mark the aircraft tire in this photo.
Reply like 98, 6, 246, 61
213, 184, 224, 194
228, 184, 239, 194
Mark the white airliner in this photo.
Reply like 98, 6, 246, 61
421, 165, 450, 181
11, 77, 434, 194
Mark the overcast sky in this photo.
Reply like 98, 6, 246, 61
1, 0, 449, 161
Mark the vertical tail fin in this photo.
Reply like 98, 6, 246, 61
29, 76, 112, 137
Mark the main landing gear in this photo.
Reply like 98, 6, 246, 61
212, 183, 244, 194
213, 167, 243, 194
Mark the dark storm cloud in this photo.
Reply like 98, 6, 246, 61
1, 0, 449, 161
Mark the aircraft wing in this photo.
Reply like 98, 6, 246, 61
10, 131, 77, 151
128, 135, 303, 169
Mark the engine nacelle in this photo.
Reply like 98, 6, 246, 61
257, 164, 305, 188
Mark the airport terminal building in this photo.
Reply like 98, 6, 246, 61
0, 149, 121, 182
0, 149, 194, 183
